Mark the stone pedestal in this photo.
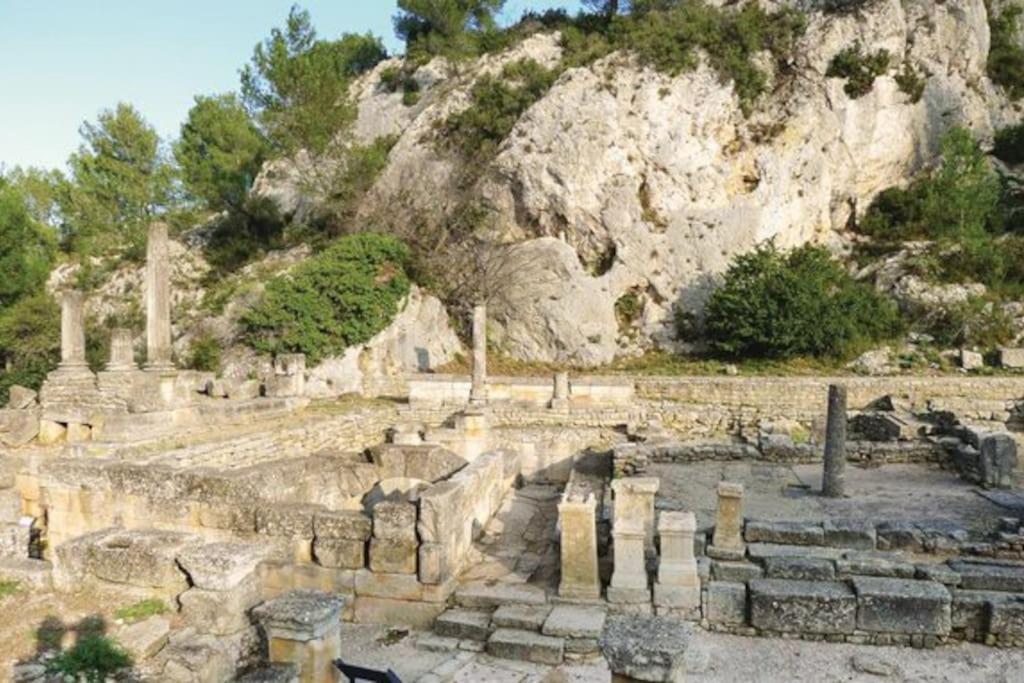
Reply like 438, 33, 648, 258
611, 477, 659, 555
558, 485, 600, 600
654, 511, 700, 616
608, 524, 649, 605
823, 384, 847, 498
253, 590, 344, 683
58, 291, 88, 373
550, 372, 570, 411
144, 222, 174, 372
270, 354, 306, 398
106, 328, 137, 372
469, 304, 487, 406
454, 410, 490, 462
707, 482, 745, 561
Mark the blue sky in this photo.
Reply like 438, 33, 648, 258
0, 0, 583, 172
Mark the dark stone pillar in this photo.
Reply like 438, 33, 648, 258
823, 384, 847, 498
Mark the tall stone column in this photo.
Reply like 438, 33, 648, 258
654, 511, 700, 617
558, 484, 600, 600
58, 290, 88, 371
106, 328, 136, 372
145, 222, 174, 371
469, 303, 487, 406
823, 384, 847, 498
708, 482, 745, 561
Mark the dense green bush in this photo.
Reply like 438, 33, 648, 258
48, 635, 132, 683
895, 60, 926, 102
994, 123, 1024, 165
988, 4, 1024, 101
704, 243, 901, 359
0, 179, 56, 309
242, 233, 411, 362
0, 292, 60, 405
916, 297, 1015, 349
442, 59, 559, 161
201, 197, 286, 275
314, 136, 398, 234
185, 334, 223, 373
379, 66, 422, 106
827, 43, 891, 98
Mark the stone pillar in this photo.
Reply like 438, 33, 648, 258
58, 291, 87, 371
106, 328, 136, 372
551, 371, 570, 411
270, 353, 306, 398
253, 590, 344, 683
654, 511, 700, 617
145, 222, 174, 371
469, 304, 487, 406
558, 484, 600, 601
823, 384, 847, 498
611, 477, 660, 555
707, 482, 745, 561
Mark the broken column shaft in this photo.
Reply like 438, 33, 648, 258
823, 384, 847, 498
469, 303, 487, 405
145, 222, 174, 371
58, 290, 88, 370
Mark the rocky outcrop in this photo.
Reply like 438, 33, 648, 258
251, 0, 1019, 365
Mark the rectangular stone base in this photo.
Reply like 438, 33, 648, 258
607, 585, 651, 605
559, 583, 601, 601
654, 583, 700, 610
707, 545, 746, 561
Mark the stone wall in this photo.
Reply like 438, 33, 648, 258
407, 374, 636, 408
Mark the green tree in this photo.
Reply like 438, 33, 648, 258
394, 0, 506, 58
241, 5, 387, 154
0, 178, 57, 308
0, 291, 60, 404
921, 127, 1001, 240
175, 94, 270, 211
60, 103, 175, 258
704, 243, 900, 359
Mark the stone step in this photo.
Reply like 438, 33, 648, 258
455, 581, 548, 609
491, 604, 552, 631
0, 557, 52, 589
486, 628, 564, 665
434, 609, 493, 641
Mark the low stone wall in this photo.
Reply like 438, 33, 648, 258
407, 374, 636, 408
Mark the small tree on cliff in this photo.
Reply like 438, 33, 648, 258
394, 0, 506, 59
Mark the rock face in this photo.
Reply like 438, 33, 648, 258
249, 0, 1015, 366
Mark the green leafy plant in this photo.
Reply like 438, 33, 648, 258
915, 297, 1015, 349
242, 233, 411, 362
704, 242, 902, 359
827, 43, 891, 98
0, 580, 18, 598
395, 0, 506, 61
184, 334, 223, 374
895, 60, 926, 102
115, 599, 168, 623
48, 635, 132, 683
988, 3, 1024, 101
311, 136, 398, 234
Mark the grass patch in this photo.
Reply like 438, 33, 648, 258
0, 580, 19, 598
114, 598, 167, 623
48, 635, 132, 683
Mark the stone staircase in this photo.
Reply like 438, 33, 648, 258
419, 582, 606, 666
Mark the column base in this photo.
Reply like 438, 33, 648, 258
653, 583, 700, 610
549, 398, 570, 412
707, 544, 746, 561
607, 585, 651, 605
558, 583, 601, 601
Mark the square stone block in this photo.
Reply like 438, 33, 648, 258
706, 582, 747, 625
750, 579, 855, 635
179, 576, 262, 636
369, 538, 417, 574
313, 511, 371, 541
853, 576, 951, 635
989, 596, 1024, 636
542, 605, 606, 640
313, 538, 365, 570
764, 557, 836, 581
822, 519, 877, 550
372, 502, 417, 541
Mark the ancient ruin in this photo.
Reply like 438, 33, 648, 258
1, 219, 1023, 682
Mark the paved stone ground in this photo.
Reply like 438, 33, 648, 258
457, 484, 563, 590
653, 462, 1009, 535
337, 623, 1023, 682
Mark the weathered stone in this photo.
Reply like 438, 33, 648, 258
979, 433, 1018, 489
372, 501, 418, 541
117, 615, 170, 660
988, 595, 1024, 636
37, 419, 65, 445
915, 564, 961, 587
711, 560, 763, 583
352, 596, 445, 628
949, 560, 1024, 593
558, 486, 600, 600
6, 385, 37, 410
177, 542, 268, 591
435, 608, 493, 641
55, 528, 200, 594
875, 521, 926, 552
708, 482, 745, 559
313, 538, 365, 570
369, 537, 417, 574
487, 628, 564, 665
0, 410, 39, 447
822, 519, 877, 550
492, 604, 551, 631
705, 582, 747, 625
823, 384, 847, 498
836, 552, 916, 579
611, 477, 659, 553
236, 663, 301, 683
998, 347, 1024, 368
654, 510, 700, 613
852, 576, 952, 635
851, 654, 897, 677
746, 544, 844, 562
764, 556, 836, 581
456, 581, 547, 608
750, 579, 855, 635
179, 576, 262, 635
745, 520, 824, 546
252, 589, 345, 642
960, 349, 984, 370
951, 589, 1008, 631
599, 615, 691, 682
256, 504, 316, 539
313, 510, 371, 541
469, 304, 488, 405
542, 605, 606, 640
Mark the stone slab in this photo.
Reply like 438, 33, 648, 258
744, 520, 823, 546
949, 560, 1024, 593
764, 557, 835, 581
852, 576, 952, 636
705, 582, 746, 625
117, 616, 170, 660
435, 609, 493, 641
749, 579, 855, 635
836, 552, 916, 579
989, 596, 1024, 636
492, 604, 552, 631
599, 615, 691, 682
747, 543, 844, 562
822, 519, 877, 550
542, 605, 606, 639
711, 560, 763, 583
487, 628, 564, 665
455, 582, 547, 608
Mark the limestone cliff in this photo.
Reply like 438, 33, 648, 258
253, 0, 1022, 366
